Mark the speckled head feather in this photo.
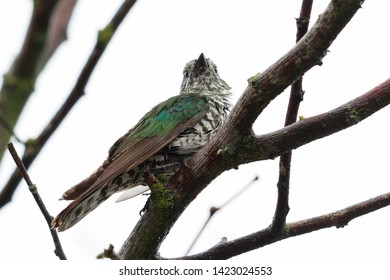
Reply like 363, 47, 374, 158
180, 53, 231, 94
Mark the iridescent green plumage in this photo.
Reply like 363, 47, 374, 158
126, 94, 208, 140
52, 54, 232, 231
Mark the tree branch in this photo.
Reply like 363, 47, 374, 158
227, 0, 364, 135
7, 143, 66, 260
181, 191, 390, 259
0, 0, 63, 163
252, 78, 390, 162
272, 0, 313, 233
37, 0, 78, 71
185, 176, 258, 256
0, 0, 139, 209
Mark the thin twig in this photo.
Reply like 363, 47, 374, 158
0, 115, 24, 144
185, 176, 258, 255
0, 0, 139, 209
272, 0, 313, 232
7, 143, 67, 260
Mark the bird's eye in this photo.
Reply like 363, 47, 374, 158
183, 70, 189, 78
214, 66, 218, 74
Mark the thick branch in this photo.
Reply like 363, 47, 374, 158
230, 0, 364, 134
0, 0, 139, 209
182, 191, 390, 259
252, 78, 390, 161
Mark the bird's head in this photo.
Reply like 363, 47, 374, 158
180, 53, 231, 95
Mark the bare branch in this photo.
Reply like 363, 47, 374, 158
0, 0, 139, 209
37, 0, 78, 71
182, 191, 390, 259
185, 176, 258, 256
252, 78, 390, 161
272, 0, 313, 233
0, 0, 62, 163
224, 0, 364, 135
7, 143, 66, 260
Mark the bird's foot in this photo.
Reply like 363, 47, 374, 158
139, 197, 151, 216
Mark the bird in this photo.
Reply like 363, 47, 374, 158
51, 53, 232, 231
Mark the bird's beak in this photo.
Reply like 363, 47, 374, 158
195, 53, 207, 70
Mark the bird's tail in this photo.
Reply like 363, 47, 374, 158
51, 183, 118, 231
51, 164, 150, 231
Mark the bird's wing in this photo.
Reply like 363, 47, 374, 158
59, 131, 131, 201
52, 94, 208, 229
62, 94, 208, 200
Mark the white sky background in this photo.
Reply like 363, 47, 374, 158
0, 0, 389, 260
